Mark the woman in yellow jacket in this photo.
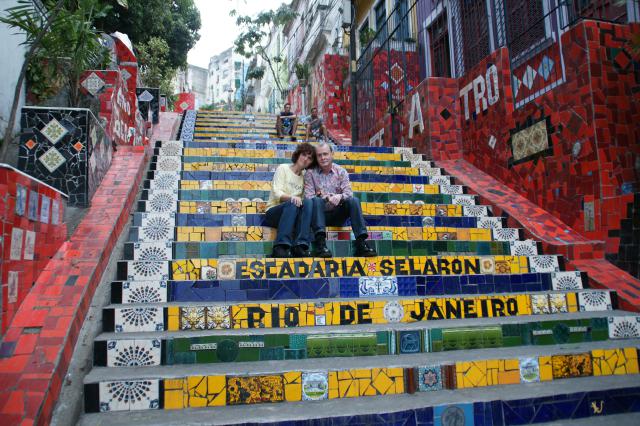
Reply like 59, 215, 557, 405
265, 142, 317, 257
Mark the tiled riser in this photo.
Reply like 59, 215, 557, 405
103, 290, 614, 332
111, 271, 583, 303
85, 346, 639, 412
128, 241, 529, 259
169, 214, 503, 228
176, 171, 450, 184
95, 316, 640, 367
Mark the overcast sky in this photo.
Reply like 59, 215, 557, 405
187, 0, 288, 69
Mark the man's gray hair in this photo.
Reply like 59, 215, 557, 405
316, 141, 333, 152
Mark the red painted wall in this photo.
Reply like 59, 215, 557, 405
174, 92, 196, 113
0, 165, 67, 336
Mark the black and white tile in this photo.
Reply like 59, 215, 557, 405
114, 307, 164, 332
578, 290, 612, 312
121, 281, 167, 303
106, 339, 161, 367
551, 271, 583, 290
99, 379, 160, 412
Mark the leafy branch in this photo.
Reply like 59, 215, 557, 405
230, 4, 296, 103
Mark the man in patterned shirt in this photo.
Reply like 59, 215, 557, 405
303, 142, 377, 258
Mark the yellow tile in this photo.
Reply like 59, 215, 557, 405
539, 356, 553, 381
328, 372, 339, 399
164, 391, 185, 410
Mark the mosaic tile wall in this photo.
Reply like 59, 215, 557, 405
0, 164, 67, 335
79, 69, 145, 146
174, 92, 195, 113
312, 54, 350, 131
84, 346, 639, 412
356, 20, 640, 278
19, 107, 114, 207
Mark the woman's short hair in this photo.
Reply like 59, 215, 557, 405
291, 142, 317, 167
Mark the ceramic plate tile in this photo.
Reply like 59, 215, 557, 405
531, 294, 550, 314
578, 291, 612, 312
451, 194, 475, 206
510, 240, 538, 256
99, 380, 160, 412
519, 357, 540, 383
158, 146, 182, 157
417, 365, 443, 392
551, 271, 583, 290
430, 176, 451, 186
106, 339, 161, 367
156, 156, 182, 172
149, 172, 180, 191
114, 307, 164, 333
127, 260, 169, 281
464, 205, 489, 217
608, 316, 640, 339
133, 242, 172, 262
147, 191, 178, 213
302, 372, 329, 401
528, 255, 560, 273
38, 146, 66, 173
139, 217, 175, 242
121, 281, 167, 303
358, 276, 398, 297
40, 117, 68, 144
548, 293, 568, 313
492, 228, 519, 241
419, 167, 441, 176
440, 184, 464, 195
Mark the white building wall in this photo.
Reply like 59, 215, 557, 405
0, 0, 27, 136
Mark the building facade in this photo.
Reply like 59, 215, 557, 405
207, 47, 248, 107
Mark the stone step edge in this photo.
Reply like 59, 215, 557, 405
95, 310, 632, 340
83, 339, 640, 383
78, 376, 640, 425
91, 315, 638, 368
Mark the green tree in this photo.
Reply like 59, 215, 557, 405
137, 36, 175, 95
0, 0, 111, 160
231, 4, 295, 103
96, 0, 201, 70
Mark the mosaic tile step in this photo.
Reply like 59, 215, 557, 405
170, 190, 469, 205
168, 255, 541, 281
165, 213, 504, 229
83, 345, 639, 412
170, 225, 518, 243
179, 148, 413, 162
178, 162, 433, 176
111, 271, 586, 304
177, 156, 414, 168
167, 170, 450, 185
174, 200, 489, 217
178, 180, 463, 196
177, 141, 403, 153
94, 315, 639, 367
135, 240, 525, 260
81, 379, 640, 423
102, 290, 615, 332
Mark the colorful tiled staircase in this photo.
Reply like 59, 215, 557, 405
80, 110, 640, 424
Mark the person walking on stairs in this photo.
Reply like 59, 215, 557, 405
265, 143, 317, 258
304, 141, 377, 258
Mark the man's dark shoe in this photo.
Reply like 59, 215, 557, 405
312, 235, 332, 258
354, 238, 377, 257
292, 245, 311, 257
290, 136, 297, 141
271, 245, 291, 258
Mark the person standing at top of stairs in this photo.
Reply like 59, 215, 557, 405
304, 141, 377, 258
265, 143, 317, 258
276, 103, 299, 141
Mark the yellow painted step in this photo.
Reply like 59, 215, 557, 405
180, 180, 440, 194
181, 147, 402, 161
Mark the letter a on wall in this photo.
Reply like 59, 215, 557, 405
408, 91, 424, 139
